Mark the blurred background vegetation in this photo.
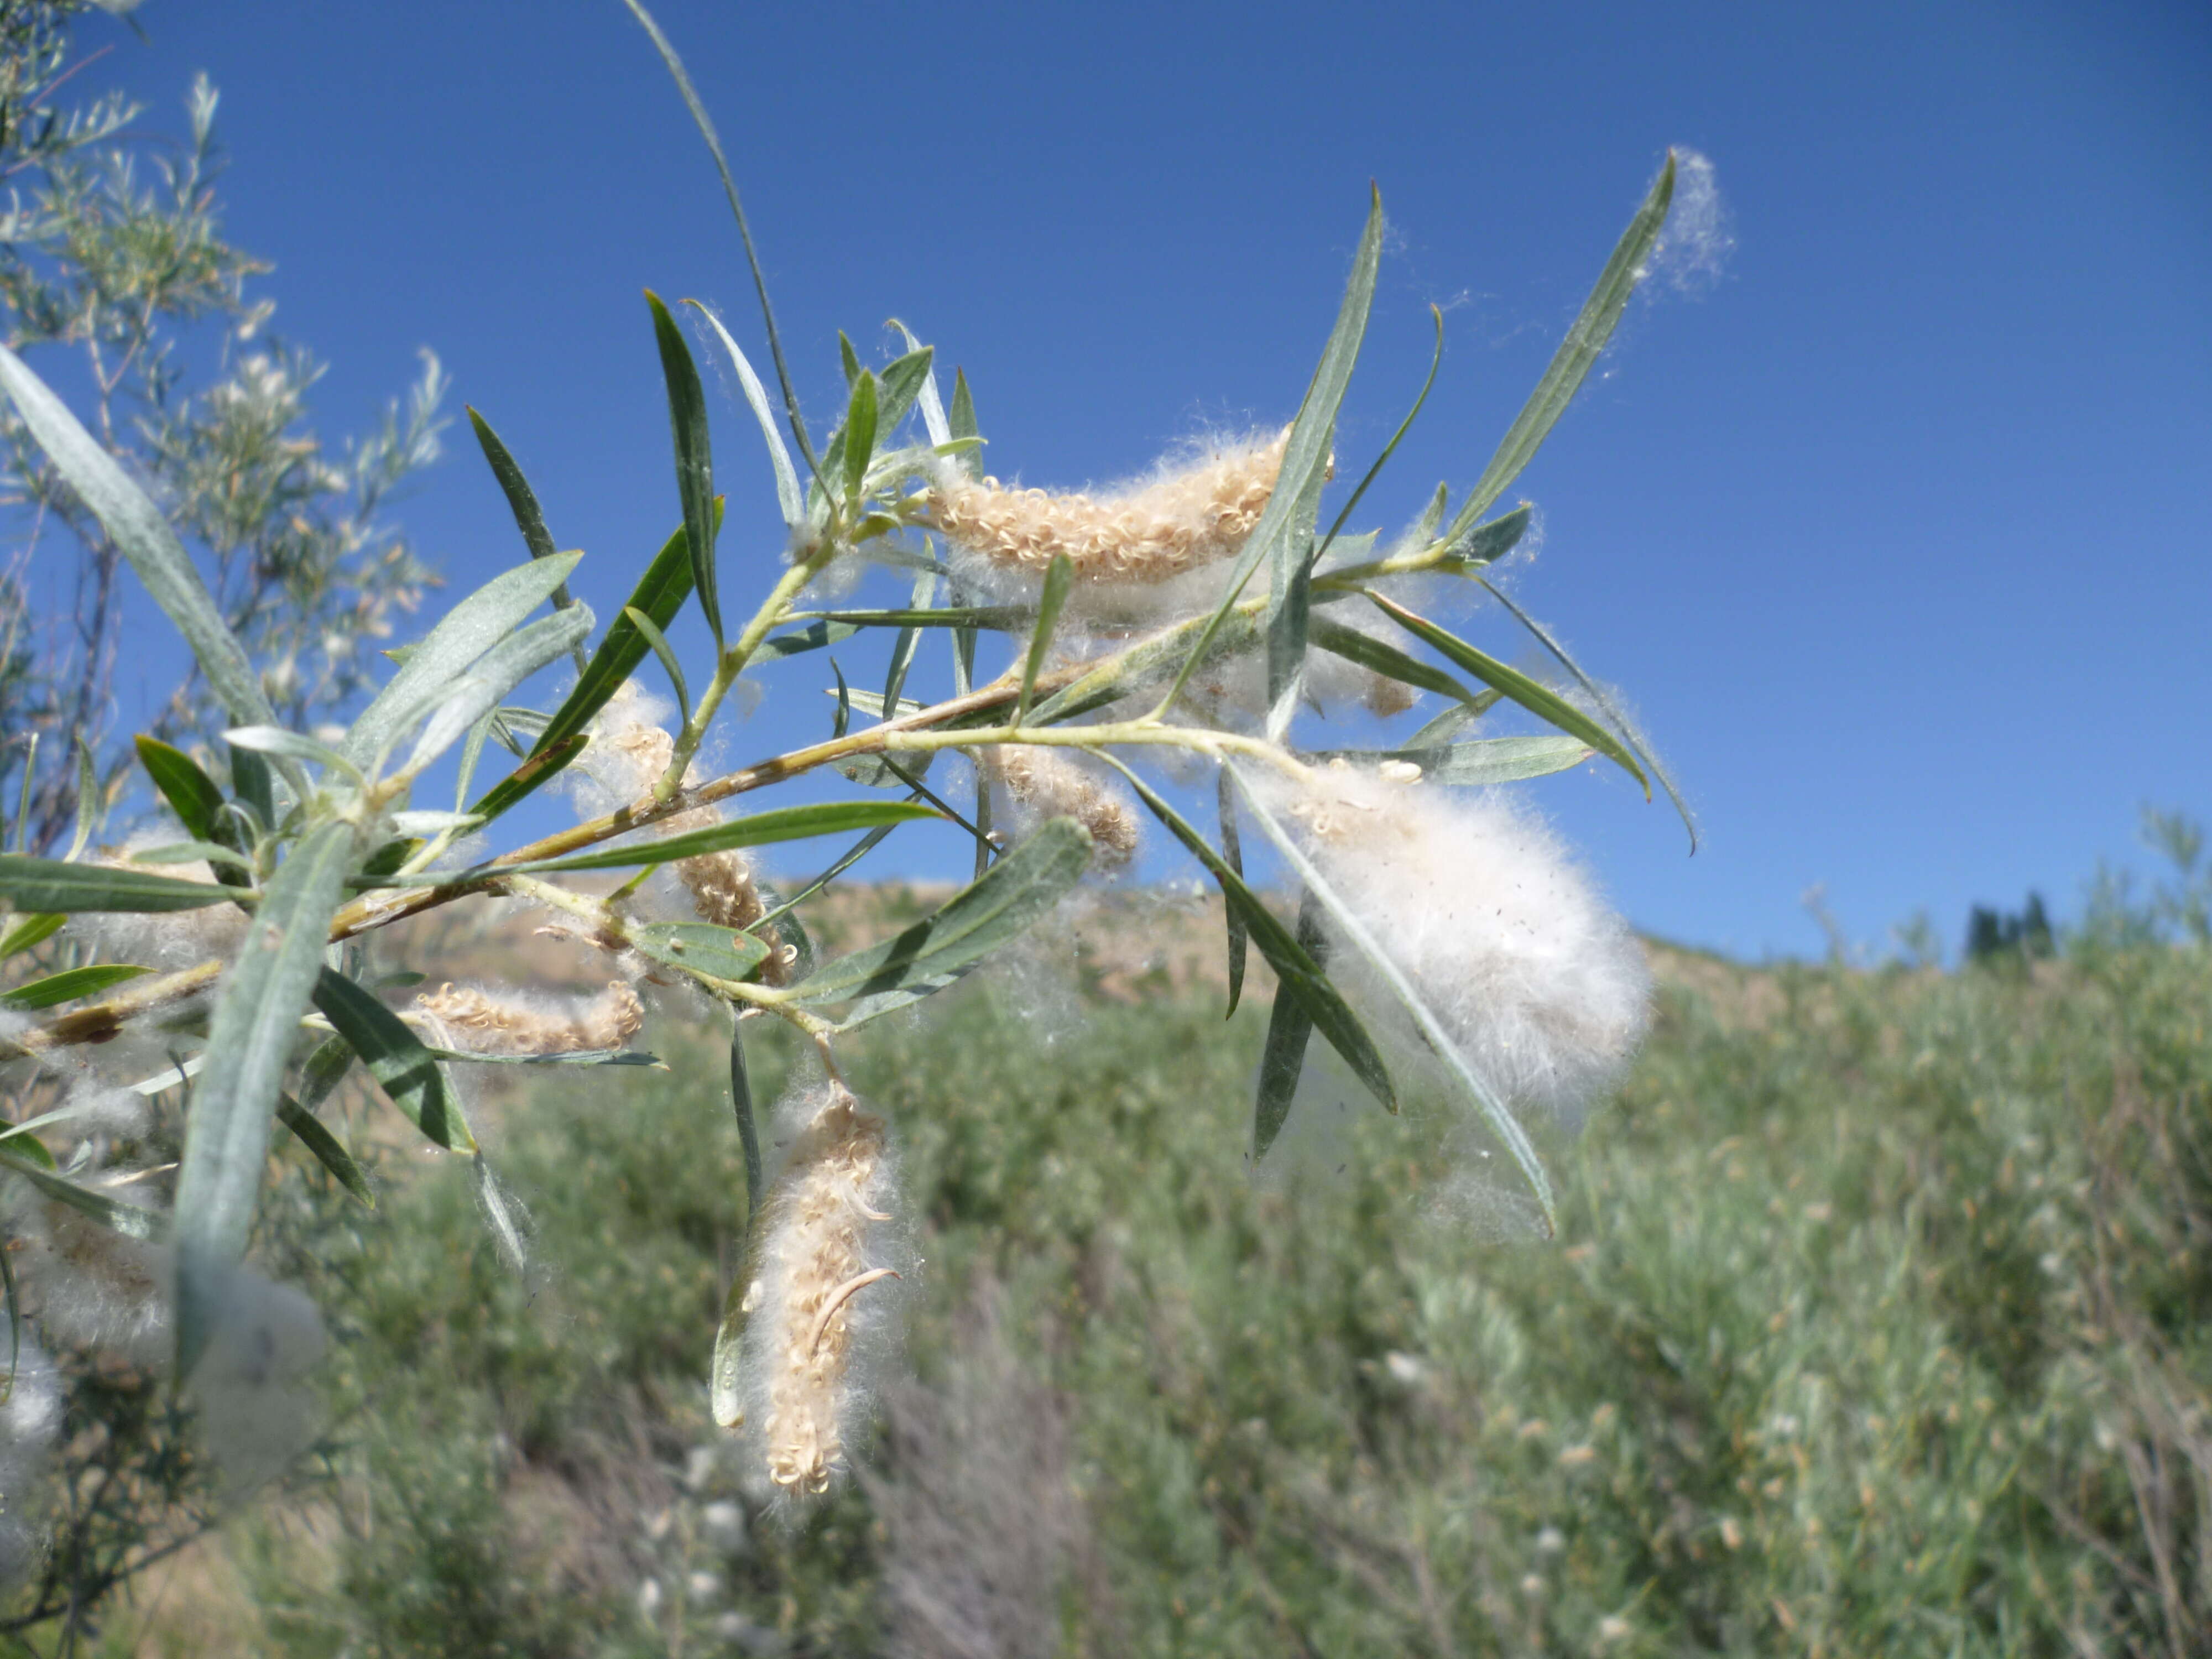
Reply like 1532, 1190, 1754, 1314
3, 834, 2207, 1657
0, 0, 442, 857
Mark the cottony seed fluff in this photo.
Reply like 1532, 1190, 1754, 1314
983, 745, 1139, 867
738, 1084, 899, 1496
410, 980, 644, 1056
924, 429, 1289, 583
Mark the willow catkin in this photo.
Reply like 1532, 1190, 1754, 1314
734, 1083, 901, 1496
410, 980, 644, 1056
1265, 761, 1650, 1124
924, 430, 1290, 583
588, 690, 795, 983
982, 746, 1138, 867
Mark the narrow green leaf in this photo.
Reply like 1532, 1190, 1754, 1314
648, 290, 722, 642
838, 331, 862, 387
876, 346, 934, 435
1227, 762, 1554, 1229
1, 963, 150, 1011
174, 821, 356, 1374
1448, 503, 1533, 565
296, 1035, 355, 1112
0, 854, 237, 913
1308, 614, 1492, 710
758, 820, 901, 927
790, 606, 1025, 633
1478, 576, 1695, 849
1441, 153, 1676, 543
623, 605, 690, 729
711, 1250, 753, 1431
509, 508, 709, 763
0, 912, 64, 959
467, 406, 587, 673
831, 659, 852, 738
496, 800, 938, 876
1254, 895, 1328, 1160
791, 816, 1093, 1025
1102, 758, 1395, 1111
947, 369, 982, 479
729, 1014, 761, 1217
1404, 700, 1481, 748
842, 370, 878, 505
688, 302, 804, 528
275, 1093, 374, 1207
1306, 734, 1592, 786
758, 619, 861, 660
1166, 184, 1384, 714
135, 736, 225, 841
403, 602, 596, 774
0, 1149, 164, 1240
345, 552, 584, 769
118, 836, 248, 876
1305, 299, 1444, 594
465, 733, 588, 823
312, 968, 473, 1151
228, 739, 274, 829
891, 322, 953, 445
466, 407, 557, 561
831, 687, 927, 722
425, 1046, 662, 1068
10, 732, 35, 854
0, 344, 276, 735
1363, 591, 1650, 797
65, 735, 97, 862
225, 726, 367, 788
617, 0, 821, 482
1, 1207, 17, 1394
386, 811, 484, 839
627, 921, 770, 984
1264, 535, 1316, 743
454, 709, 497, 812
1017, 555, 1073, 725
1411, 481, 1449, 548
1218, 768, 1247, 1018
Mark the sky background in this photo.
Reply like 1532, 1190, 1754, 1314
57, 0, 2212, 961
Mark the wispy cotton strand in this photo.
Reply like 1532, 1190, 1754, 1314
731, 1081, 906, 1499
1263, 761, 1651, 1128
924, 428, 1288, 585
410, 980, 644, 1056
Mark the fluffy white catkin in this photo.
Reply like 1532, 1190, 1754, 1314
1270, 762, 1651, 1124
733, 1082, 903, 1497
923, 429, 1289, 584
410, 980, 644, 1056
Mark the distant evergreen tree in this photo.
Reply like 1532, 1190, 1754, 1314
1965, 891, 2054, 965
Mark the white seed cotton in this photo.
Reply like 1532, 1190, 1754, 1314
1264, 763, 1651, 1129
0, 1337, 62, 1587
182, 1265, 327, 1500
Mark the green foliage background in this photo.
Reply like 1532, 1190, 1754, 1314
19, 873, 2194, 1658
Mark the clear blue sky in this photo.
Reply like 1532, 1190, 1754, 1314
78, 0, 2211, 960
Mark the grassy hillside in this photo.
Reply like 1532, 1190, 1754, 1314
13, 893, 2209, 1657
